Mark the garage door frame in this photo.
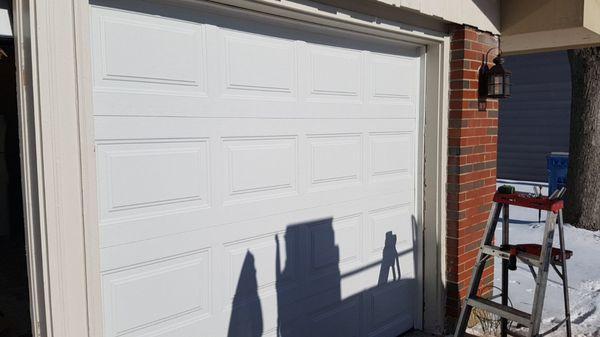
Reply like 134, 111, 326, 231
14, 0, 450, 335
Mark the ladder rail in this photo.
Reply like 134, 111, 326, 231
501, 203, 510, 337
529, 212, 557, 336
557, 210, 572, 336
453, 202, 503, 337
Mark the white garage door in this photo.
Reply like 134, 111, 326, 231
91, 2, 422, 337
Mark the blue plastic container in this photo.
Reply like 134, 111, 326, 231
547, 152, 569, 195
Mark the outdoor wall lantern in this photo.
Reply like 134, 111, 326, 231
479, 47, 512, 99
486, 55, 511, 98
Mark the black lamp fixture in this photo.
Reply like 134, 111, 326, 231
479, 47, 512, 99
487, 54, 511, 98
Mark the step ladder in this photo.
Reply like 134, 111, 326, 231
454, 187, 572, 337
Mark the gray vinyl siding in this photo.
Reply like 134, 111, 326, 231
497, 51, 571, 182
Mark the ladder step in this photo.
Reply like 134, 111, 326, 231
481, 245, 541, 268
467, 297, 532, 327
507, 329, 527, 337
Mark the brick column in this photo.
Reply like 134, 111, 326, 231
446, 26, 499, 329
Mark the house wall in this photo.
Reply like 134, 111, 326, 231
446, 26, 499, 329
256, 0, 501, 35
375, 0, 500, 34
498, 51, 571, 182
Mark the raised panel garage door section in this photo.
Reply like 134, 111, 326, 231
90, 1, 422, 336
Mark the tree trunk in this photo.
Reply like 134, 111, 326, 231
565, 47, 600, 230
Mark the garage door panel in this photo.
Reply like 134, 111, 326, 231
223, 135, 299, 204
100, 211, 199, 250
226, 294, 280, 337
92, 86, 416, 120
307, 133, 363, 191
304, 45, 363, 102
368, 54, 417, 103
366, 204, 415, 266
92, 2, 421, 336
121, 317, 208, 337
101, 250, 210, 336
93, 117, 417, 141
224, 230, 295, 301
225, 272, 283, 337
110, 316, 212, 337
96, 118, 415, 249
91, 90, 212, 118
91, 7, 208, 96
91, 6, 418, 119
369, 132, 415, 182
308, 296, 362, 337
100, 193, 415, 336
96, 139, 210, 220
100, 228, 213, 271
98, 173, 413, 250
97, 199, 355, 277
309, 213, 362, 272
365, 282, 415, 337
220, 30, 297, 100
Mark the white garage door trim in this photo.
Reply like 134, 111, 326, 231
13, 0, 449, 335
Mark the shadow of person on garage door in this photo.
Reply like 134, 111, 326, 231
275, 218, 342, 337
272, 218, 416, 337
378, 231, 402, 286
228, 216, 417, 337
227, 251, 263, 337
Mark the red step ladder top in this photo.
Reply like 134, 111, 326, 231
493, 192, 564, 212
516, 244, 573, 263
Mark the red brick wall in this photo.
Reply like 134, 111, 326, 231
446, 26, 499, 329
